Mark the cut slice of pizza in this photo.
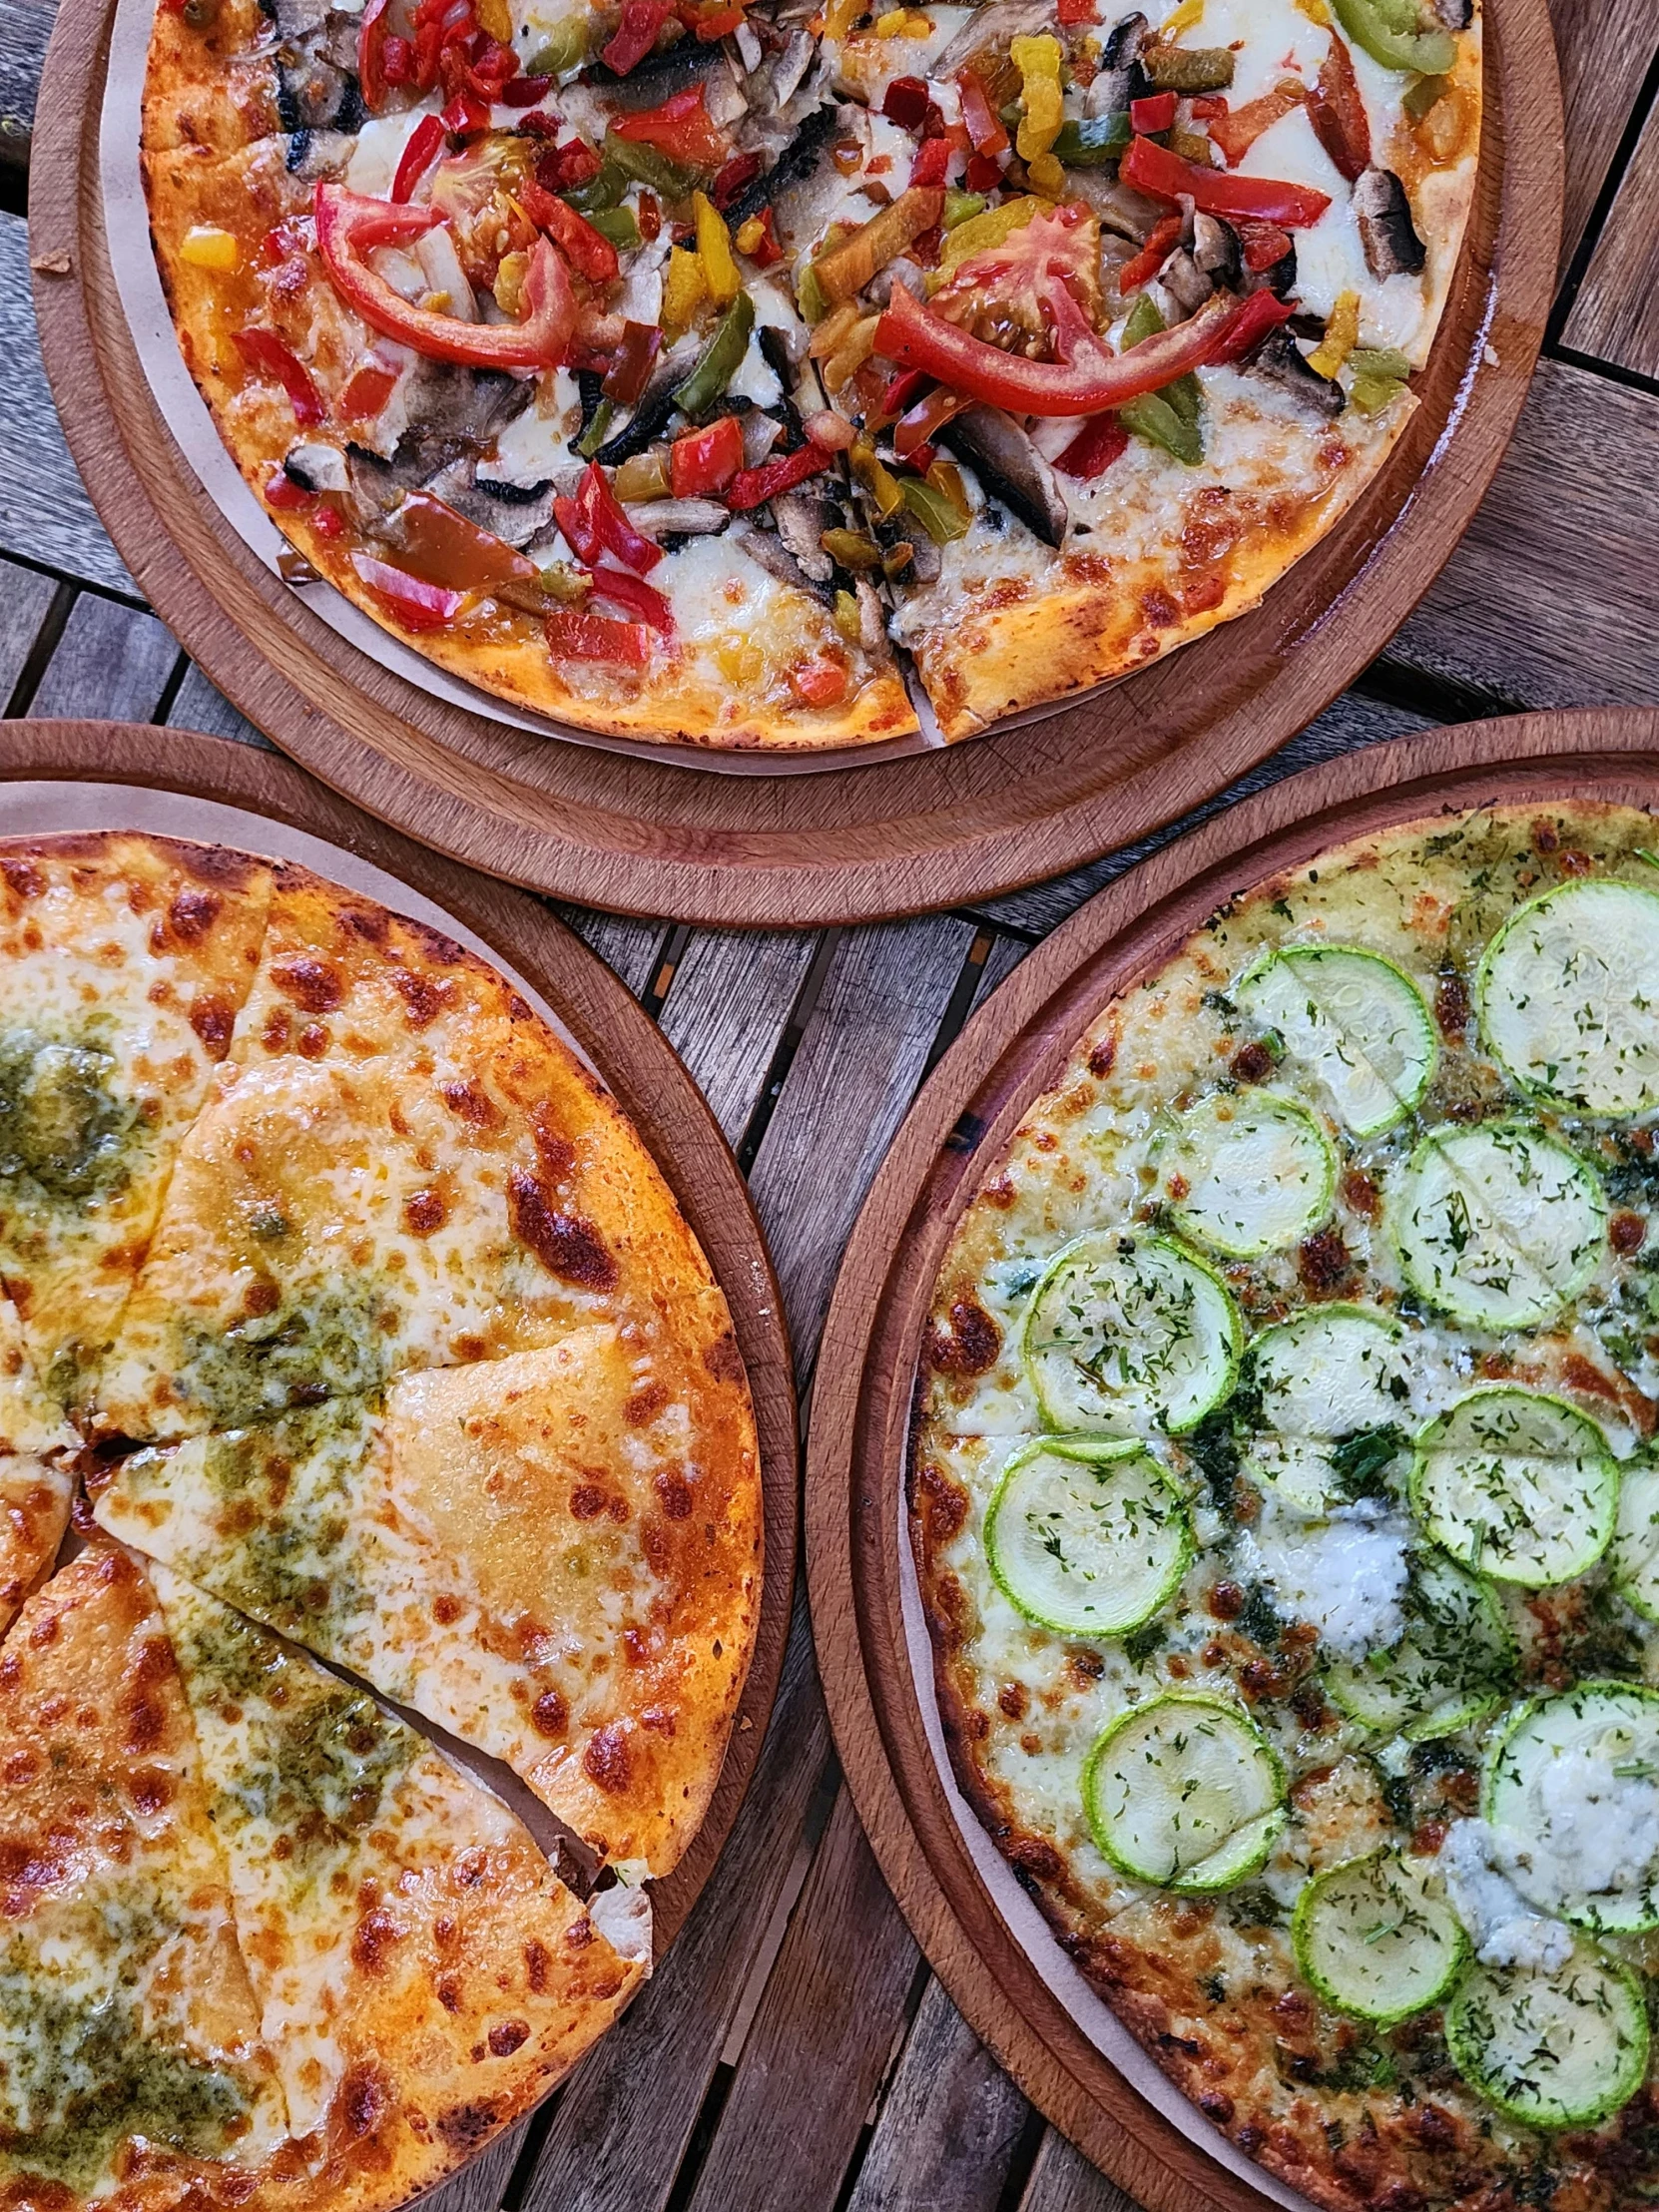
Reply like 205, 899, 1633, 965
97, 1319, 760, 1874
0, 1541, 289, 2202
0, 834, 272, 1411
0, 1454, 74, 1636
149, 1561, 647, 2205
94, 999, 744, 1439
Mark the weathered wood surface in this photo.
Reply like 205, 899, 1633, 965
1, 0, 1657, 2205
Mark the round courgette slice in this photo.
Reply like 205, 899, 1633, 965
1082, 1692, 1286, 1894
1446, 1938, 1649, 2130
1021, 1232, 1243, 1436
1244, 1305, 1410, 1513
984, 1438, 1193, 1639
1475, 877, 1659, 1115
1392, 1122, 1606, 1331
1326, 1546, 1514, 1741
1409, 1387, 1619, 1588
1609, 1456, 1659, 1625
1484, 1682, 1659, 1933
1292, 1849, 1467, 2026
1233, 944, 1436, 1137
1161, 1091, 1336, 1260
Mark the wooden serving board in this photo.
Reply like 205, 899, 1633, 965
27, 0, 1560, 928
0, 718, 798, 1966
805, 706, 1659, 2210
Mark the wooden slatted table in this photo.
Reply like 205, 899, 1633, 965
2, 6, 1657, 2203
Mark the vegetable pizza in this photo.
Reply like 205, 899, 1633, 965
917, 804, 1659, 2210
143, 0, 1480, 748
0, 831, 760, 2208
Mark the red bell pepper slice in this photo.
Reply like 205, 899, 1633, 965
791, 656, 849, 707
612, 85, 729, 170
1190, 95, 1228, 121
264, 465, 315, 511
670, 414, 745, 496
965, 150, 1004, 193
1054, 414, 1129, 479
391, 113, 447, 203
710, 153, 762, 210
553, 462, 664, 574
546, 608, 654, 663
1208, 79, 1305, 166
879, 366, 929, 420
893, 384, 969, 458
875, 280, 1246, 418
542, 138, 604, 190
604, 319, 663, 404
1122, 134, 1332, 229
358, 0, 392, 111
440, 90, 489, 136
233, 328, 326, 427
588, 564, 676, 632
1116, 213, 1184, 295
1055, 0, 1097, 21
909, 135, 953, 189
1235, 218, 1294, 273
882, 76, 930, 129
352, 550, 469, 629
381, 34, 414, 84
602, 0, 672, 75
338, 357, 401, 420
499, 73, 552, 107
391, 489, 539, 591
1207, 286, 1296, 363
522, 183, 620, 282
314, 183, 575, 368
1309, 33, 1372, 183
1130, 90, 1177, 134
957, 73, 1009, 156
726, 440, 834, 511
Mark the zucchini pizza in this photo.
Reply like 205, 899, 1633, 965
0, 831, 760, 2209
143, 0, 1479, 749
916, 803, 1659, 2211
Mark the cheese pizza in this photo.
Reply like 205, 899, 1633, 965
0, 830, 759, 2208
142, 0, 1479, 749
916, 802, 1659, 2211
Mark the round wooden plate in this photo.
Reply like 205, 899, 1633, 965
28, 3, 1559, 927
805, 706, 1659, 2209
0, 718, 797, 1967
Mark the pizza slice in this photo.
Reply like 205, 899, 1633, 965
97, 1319, 760, 1874
0, 1542, 288, 2202
0, 834, 272, 1412
0, 1455, 74, 1636
94, 1000, 743, 1439
149, 1564, 647, 2203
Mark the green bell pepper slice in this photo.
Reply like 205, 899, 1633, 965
671, 291, 756, 419
604, 133, 704, 201
898, 476, 970, 545
1331, 0, 1456, 76
1051, 113, 1132, 166
1117, 390, 1203, 463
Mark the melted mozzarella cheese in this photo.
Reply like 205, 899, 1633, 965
1235, 1495, 1409, 1660
344, 103, 442, 199
490, 370, 582, 485
1439, 1820, 1575, 1971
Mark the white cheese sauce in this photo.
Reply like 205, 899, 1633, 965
1438, 1819, 1576, 1972
1233, 1493, 1410, 1660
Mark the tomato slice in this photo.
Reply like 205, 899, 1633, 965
931, 200, 1101, 349
546, 608, 654, 663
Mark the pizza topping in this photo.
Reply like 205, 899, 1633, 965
1292, 1849, 1466, 2024
1393, 1123, 1607, 1332
1485, 1684, 1659, 1932
1160, 1090, 1336, 1259
1083, 1692, 1287, 1892
1241, 1305, 1410, 1515
1234, 945, 1436, 1135
1022, 1229, 1241, 1434
1331, 0, 1457, 75
1445, 1937, 1649, 2131
985, 1437, 1193, 1636
1121, 134, 1334, 230
1326, 1546, 1514, 1741
1354, 165, 1428, 279
1409, 1387, 1619, 1587
1234, 1492, 1410, 1659
1475, 877, 1659, 1114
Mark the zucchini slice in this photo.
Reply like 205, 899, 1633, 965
1409, 1387, 1619, 1588
984, 1438, 1193, 1639
1161, 1091, 1336, 1260
1610, 1456, 1659, 1624
1082, 1692, 1286, 1894
1475, 877, 1659, 1115
1485, 1683, 1659, 1933
1292, 1849, 1467, 2026
1233, 945, 1436, 1137
1244, 1305, 1410, 1513
1326, 1546, 1514, 1741
1021, 1232, 1242, 1436
1392, 1122, 1606, 1330
1446, 1937, 1649, 2130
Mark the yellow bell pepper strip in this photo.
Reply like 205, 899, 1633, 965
822, 313, 881, 393
1160, 0, 1204, 30
1308, 287, 1361, 378
179, 224, 240, 271
849, 437, 906, 517
662, 246, 709, 337
694, 192, 742, 305
815, 187, 947, 306
823, 0, 861, 38
313, 186, 575, 369
1010, 34, 1064, 197
1331, 0, 1455, 75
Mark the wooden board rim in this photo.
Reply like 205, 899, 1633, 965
804, 705, 1659, 2210
26, 0, 1560, 927
0, 717, 798, 1983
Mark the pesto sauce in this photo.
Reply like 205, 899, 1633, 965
195, 1399, 378, 1639
0, 1026, 141, 1209
176, 1279, 396, 1428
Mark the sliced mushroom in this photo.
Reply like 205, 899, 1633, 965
1247, 328, 1345, 419
939, 407, 1069, 550
427, 463, 558, 547
1192, 213, 1241, 286
1354, 166, 1426, 278
933, 0, 1056, 79
1432, 0, 1472, 25
1068, 172, 1167, 243
773, 490, 837, 583
590, 336, 703, 465
406, 362, 532, 443
739, 522, 835, 603
768, 27, 816, 108
1159, 251, 1214, 317
282, 440, 349, 495
723, 103, 842, 231
876, 519, 940, 586
625, 499, 732, 539
1102, 10, 1151, 67
586, 32, 722, 104
854, 577, 887, 656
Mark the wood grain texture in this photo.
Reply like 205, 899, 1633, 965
661, 930, 824, 1145
806, 709, 1659, 2212
558, 908, 668, 999
167, 661, 271, 748
25, 591, 180, 722
749, 916, 976, 1363
682, 1785, 920, 2212
27, 0, 1560, 923
415, 2118, 529, 2212
0, 717, 799, 2206
1563, 92, 1659, 373
521, 1601, 831, 2212
1020, 2133, 1140, 2212
0, 218, 134, 598
1548, 0, 1659, 267
844, 1975, 1032, 2212
0, 555, 58, 705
